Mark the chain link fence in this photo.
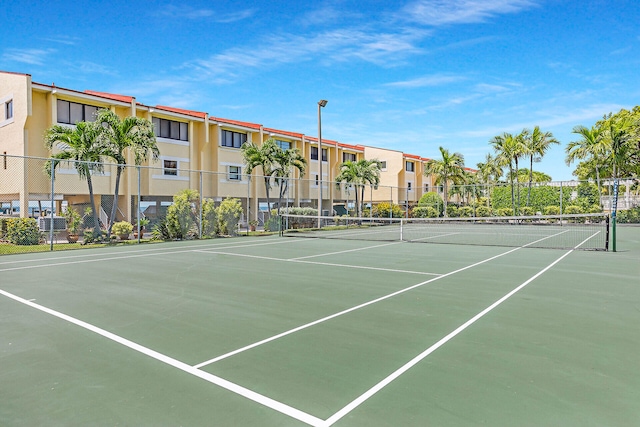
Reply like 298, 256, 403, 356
1, 154, 638, 253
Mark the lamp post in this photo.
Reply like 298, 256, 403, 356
317, 99, 328, 229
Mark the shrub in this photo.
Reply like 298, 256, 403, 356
543, 205, 561, 215
446, 205, 459, 217
617, 206, 640, 223
418, 192, 443, 215
457, 206, 473, 217
6, 218, 41, 245
112, 221, 133, 237
496, 208, 513, 216
475, 206, 492, 217
82, 228, 104, 244
0, 217, 9, 239
372, 202, 404, 218
166, 189, 200, 239
217, 198, 243, 235
151, 218, 172, 240
412, 206, 438, 218
201, 198, 217, 238
520, 206, 535, 216
564, 205, 583, 215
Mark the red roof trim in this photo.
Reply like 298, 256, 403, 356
212, 116, 262, 130
263, 127, 304, 139
338, 143, 365, 152
85, 90, 134, 103
155, 105, 207, 119
403, 153, 421, 160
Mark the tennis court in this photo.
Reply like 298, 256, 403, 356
1, 225, 639, 426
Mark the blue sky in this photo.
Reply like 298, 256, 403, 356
2, 0, 639, 180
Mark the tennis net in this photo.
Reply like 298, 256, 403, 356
280, 213, 610, 251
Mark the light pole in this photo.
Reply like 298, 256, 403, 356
317, 99, 328, 228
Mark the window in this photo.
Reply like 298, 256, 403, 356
163, 159, 178, 176
407, 182, 412, 190
5, 100, 13, 119
57, 100, 98, 124
424, 184, 430, 192
276, 140, 291, 150
311, 147, 327, 161
228, 166, 242, 181
343, 152, 356, 162
221, 130, 247, 148
380, 161, 387, 170
153, 117, 188, 141
315, 174, 319, 185
406, 161, 415, 172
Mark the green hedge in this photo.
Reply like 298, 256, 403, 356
5, 218, 41, 245
491, 185, 570, 213
616, 206, 640, 223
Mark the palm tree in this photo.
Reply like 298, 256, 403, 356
95, 109, 158, 237
241, 139, 279, 213
424, 147, 466, 217
523, 126, 559, 206
490, 132, 525, 215
43, 121, 104, 232
273, 146, 307, 213
476, 153, 502, 203
335, 159, 382, 217
566, 125, 606, 199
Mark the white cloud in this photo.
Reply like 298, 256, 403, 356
386, 74, 466, 88
402, 0, 539, 26
155, 5, 255, 22
3, 48, 55, 65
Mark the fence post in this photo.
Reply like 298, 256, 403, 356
49, 161, 55, 251
137, 166, 141, 242
199, 171, 203, 240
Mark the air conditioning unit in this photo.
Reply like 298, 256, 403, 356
38, 216, 67, 231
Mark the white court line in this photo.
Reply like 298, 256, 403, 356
193, 250, 441, 276
193, 229, 570, 370
0, 237, 298, 266
291, 241, 402, 260
321, 232, 599, 426
0, 239, 301, 273
0, 287, 324, 427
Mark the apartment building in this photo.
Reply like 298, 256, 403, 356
1, 70, 444, 223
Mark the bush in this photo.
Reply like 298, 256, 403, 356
446, 205, 459, 217
166, 189, 200, 239
418, 192, 443, 215
6, 218, 41, 245
564, 205, 583, 215
372, 202, 404, 218
0, 217, 9, 239
217, 198, 243, 235
412, 206, 438, 218
543, 205, 561, 215
617, 206, 640, 223
491, 185, 569, 213
457, 206, 473, 217
202, 199, 217, 238
111, 221, 133, 236
475, 206, 492, 217
520, 206, 535, 216
496, 208, 513, 216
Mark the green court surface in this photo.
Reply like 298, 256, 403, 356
1, 227, 639, 426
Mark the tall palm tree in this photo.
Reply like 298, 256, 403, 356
335, 159, 382, 217
523, 126, 559, 206
43, 121, 104, 232
241, 139, 279, 213
490, 132, 525, 215
476, 153, 502, 203
273, 146, 307, 213
95, 109, 159, 237
566, 125, 606, 199
424, 147, 466, 217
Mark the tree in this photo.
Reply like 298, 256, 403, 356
523, 126, 559, 206
490, 132, 525, 214
335, 159, 382, 217
43, 121, 104, 233
424, 147, 465, 217
272, 145, 307, 213
566, 125, 606, 199
95, 109, 158, 237
241, 139, 279, 213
